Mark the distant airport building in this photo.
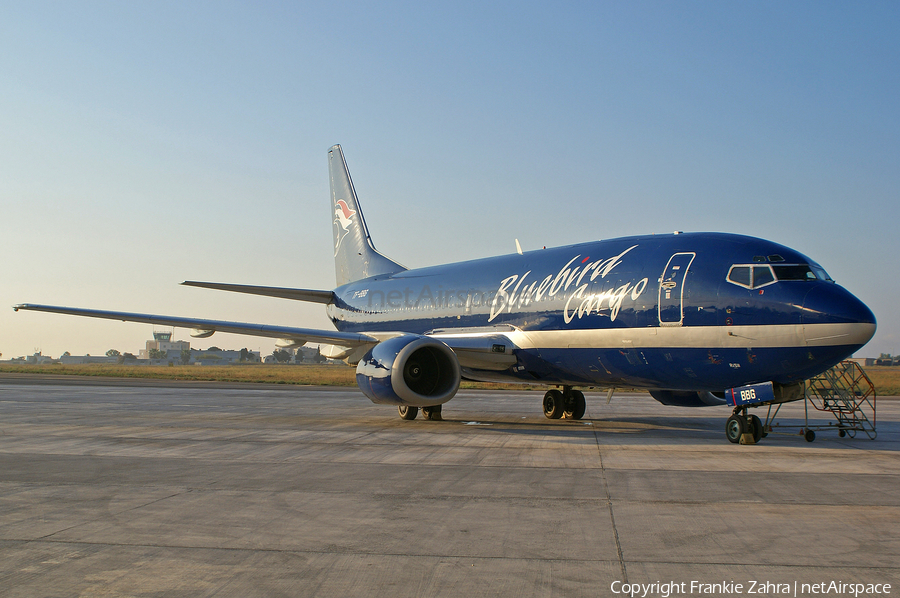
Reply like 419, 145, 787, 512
295, 346, 327, 363
875, 354, 899, 366
262, 347, 329, 364
139, 329, 191, 360
24, 352, 56, 365
58, 354, 118, 364
191, 348, 260, 365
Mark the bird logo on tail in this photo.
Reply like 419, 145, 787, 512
333, 199, 357, 256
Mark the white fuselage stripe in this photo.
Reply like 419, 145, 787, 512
495, 323, 875, 351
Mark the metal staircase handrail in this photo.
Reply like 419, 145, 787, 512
805, 361, 876, 439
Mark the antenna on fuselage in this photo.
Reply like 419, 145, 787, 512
515, 239, 523, 255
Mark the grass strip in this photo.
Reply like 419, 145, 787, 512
2, 364, 898, 395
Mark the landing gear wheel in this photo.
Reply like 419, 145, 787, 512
804, 429, 816, 442
563, 390, 586, 420
838, 429, 846, 438
398, 405, 418, 420
422, 405, 442, 421
725, 415, 745, 444
543, 390, 565, 419
749, 414, 763, 443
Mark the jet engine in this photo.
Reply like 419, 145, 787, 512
649, 390, 727, 407
355, 335, 461, 406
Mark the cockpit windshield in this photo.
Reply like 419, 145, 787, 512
772, 265, 816, 281
726, 262, 832, 290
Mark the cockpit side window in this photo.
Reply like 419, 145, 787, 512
810, 261, 833, 282
726, 264, 777, 289
727, 266, 751, 288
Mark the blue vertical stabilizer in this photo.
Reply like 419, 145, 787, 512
329, 145, 406, 286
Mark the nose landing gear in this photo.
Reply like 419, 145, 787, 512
725, 407, 765, 444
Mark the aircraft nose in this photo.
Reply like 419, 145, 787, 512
801, 284, 876, 347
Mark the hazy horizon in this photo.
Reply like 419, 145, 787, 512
3, 2, 898, 359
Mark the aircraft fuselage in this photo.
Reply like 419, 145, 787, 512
328, 232, 875, 392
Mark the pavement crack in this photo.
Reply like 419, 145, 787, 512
31, 492, 184, 542
592, 420, 628, 584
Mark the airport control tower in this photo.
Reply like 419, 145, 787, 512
139, 328, 190, 359
153, 329, 172, 343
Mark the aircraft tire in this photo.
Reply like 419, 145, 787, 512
749, 414, 763, 443
564, 390, 586, 420
422, 405, 442, 421
725, 415, 744, 443
398, 405, 418, 420
543, 390, 565, 419
805, 429, 816, 442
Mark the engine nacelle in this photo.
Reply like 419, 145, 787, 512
355, 335, 461, 407
649, 390, 727, 407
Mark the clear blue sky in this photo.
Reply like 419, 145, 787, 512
2, 1, 898, 359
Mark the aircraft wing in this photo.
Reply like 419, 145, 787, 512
13, 304, 520, 371
12, 304, 377, 348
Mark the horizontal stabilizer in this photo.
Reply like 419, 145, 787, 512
181, 281, 334, 304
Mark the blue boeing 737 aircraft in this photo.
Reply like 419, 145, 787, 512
15, 145, 876, 442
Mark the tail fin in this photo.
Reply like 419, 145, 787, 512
328, 145, 406, 286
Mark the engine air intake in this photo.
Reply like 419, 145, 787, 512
356, 335, 461, 406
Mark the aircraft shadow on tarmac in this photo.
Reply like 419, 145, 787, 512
431, 414, 896, 448
425, 415, 720, 440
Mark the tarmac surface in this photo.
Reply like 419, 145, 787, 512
0, 373, 898, 597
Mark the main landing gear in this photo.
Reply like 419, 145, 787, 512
397, 405, 443, 421
542, 387, 586, 420
725, 406, 766, 444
